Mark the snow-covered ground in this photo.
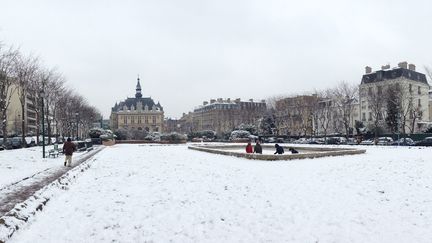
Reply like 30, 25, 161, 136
8, 144, 432, 242
0, 145, 88, 189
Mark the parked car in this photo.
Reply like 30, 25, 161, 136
360, 139, 374, 145
415, 137, 432, 147
391, 138, 415, 146
25, 137, 36, 147
0, 139, 4, 151
10, 137, 23, 149
377, 137, 393, 146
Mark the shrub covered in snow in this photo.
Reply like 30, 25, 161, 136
88, 128, 105, 138
235, 123, 258, 135
160, 132, 187, 142
189, 130, 216, 139
230, 130, 251, 140
144, 132, 161, 142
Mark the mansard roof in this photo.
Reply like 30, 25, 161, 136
361, 68, 428, 85
112, 97, 163, 112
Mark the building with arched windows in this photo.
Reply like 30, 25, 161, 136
110, 78, 164, 133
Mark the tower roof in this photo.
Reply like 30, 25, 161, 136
135, 76, 142, 98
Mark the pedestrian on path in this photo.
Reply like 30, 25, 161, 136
63, 137, 76, 167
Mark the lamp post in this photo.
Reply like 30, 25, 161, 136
75, 112, 79, 140
40, 89, 46, 158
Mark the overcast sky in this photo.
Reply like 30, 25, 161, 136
1, 0, 431, 118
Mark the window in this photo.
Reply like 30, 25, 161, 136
145, 116, 149, 124
368, 87, 372, 95
409, 84, 412, 93
368, 112, 372, 121
418, 99, 421, 107
131, 116, 135, 124
378, 86, 383, 95
418, 86, 421, 95
152, 116, 156, 124
123, 116, 127, 124
362, 113, 366, 121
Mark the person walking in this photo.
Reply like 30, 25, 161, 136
274, 144, 284, 154
246, 142, 253, 153
254, 141, 262, 154
63, 137, 77, 167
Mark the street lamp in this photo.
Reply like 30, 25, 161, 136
40, 89, 46, 158
75, 112, 79, 140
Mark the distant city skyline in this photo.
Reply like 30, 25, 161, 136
1, 0, 431, 119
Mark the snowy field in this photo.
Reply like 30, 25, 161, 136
8, 144, 432, 243
0, 145, 88, 189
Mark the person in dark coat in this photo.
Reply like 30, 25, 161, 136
254, 141, 262, 154
63, 137, 77, 167
274, 144, 284, 154
246, 142, 253, 153
289, 147, 299, 154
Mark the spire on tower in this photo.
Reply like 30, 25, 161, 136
135, 75, 142, 98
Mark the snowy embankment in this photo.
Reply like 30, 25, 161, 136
7, 144, 432, 242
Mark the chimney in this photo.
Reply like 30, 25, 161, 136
408, 64, 416, 71
203, 101, 208, 106
227, 98, 231, 103
235, 98, 241, 103
217, 98, 223, 103
249, 98, 254, 102
381, 64, 390, 70
365, 66, 372, 74
210, 99, 216, 104
398, 61, 408, 69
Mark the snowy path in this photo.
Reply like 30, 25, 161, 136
0, 146, 92, 189
9, 144, 432, 242
0, 147, 104, 216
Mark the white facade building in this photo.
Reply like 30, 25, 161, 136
359, 62, 430, 134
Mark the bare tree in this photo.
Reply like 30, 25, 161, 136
15, 53, 39, 146
0, 44, 19, 143
367, 86, 385, 141
332, 81, 358, 138
316, 89, 333, 143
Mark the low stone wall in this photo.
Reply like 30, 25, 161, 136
188, 144, 366, 161
115, 140, 187, 144
102, 139, 116, 146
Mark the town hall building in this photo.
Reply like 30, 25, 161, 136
110, 78, 164, 133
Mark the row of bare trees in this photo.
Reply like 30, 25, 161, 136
272, 75, 429, 140
0, 42, 100, 146
271, 81, 358, 139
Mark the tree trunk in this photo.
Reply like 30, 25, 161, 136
21, 103, 27, 147
2, 112, 7, 144
46, 105, 52, 144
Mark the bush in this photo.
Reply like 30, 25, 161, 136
88, 128, 105, 138
144, 132, 161, 142
161, 132, 187, 142
230, 130, 251, 140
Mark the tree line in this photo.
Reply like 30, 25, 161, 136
267, 75, 432, 140
0, 42, 100, 146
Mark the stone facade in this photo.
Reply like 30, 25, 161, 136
110, 78, 164, 133
275, 94, 319, 136
185, 98, 266, 135
3, 84, 38, 136
359, 62, 430, 133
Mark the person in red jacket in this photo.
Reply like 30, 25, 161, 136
246, 142, 253, 153
63, 137, 77, 167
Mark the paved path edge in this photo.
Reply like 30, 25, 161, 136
0, 147, 105, 243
